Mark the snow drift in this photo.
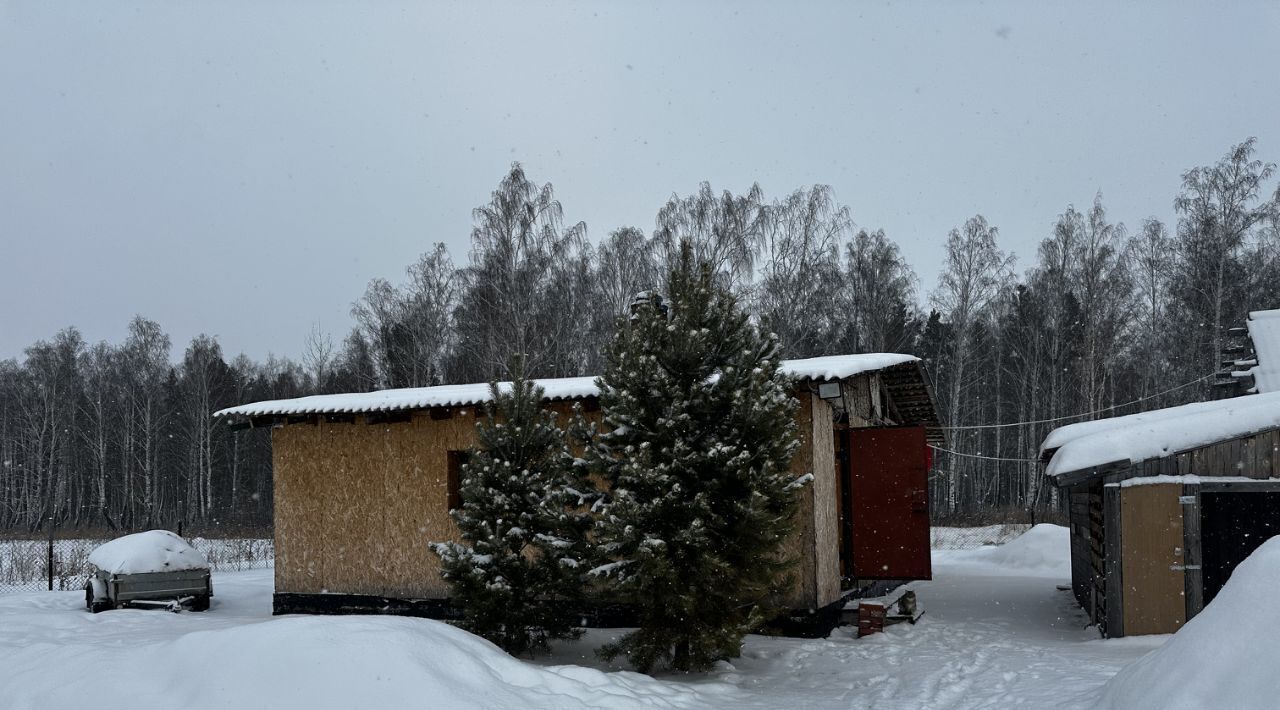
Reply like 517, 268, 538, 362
0, 615, 713, 710
931, 524, 1069, 577
87, 530, 209, 574
1096, 535, 1280, 710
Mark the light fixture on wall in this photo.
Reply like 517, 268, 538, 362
817, 381, 841, 401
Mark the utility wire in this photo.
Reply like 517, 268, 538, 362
928, 444, 1043, 464
935, 372, 1216, 431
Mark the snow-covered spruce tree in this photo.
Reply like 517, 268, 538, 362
431, 373, 596, 657
590, 242, 806, 673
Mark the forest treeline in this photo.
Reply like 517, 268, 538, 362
2, 138, 1278, 533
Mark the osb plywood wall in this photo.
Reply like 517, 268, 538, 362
274, 390, 841, 610
275, 411, 470, 598
808, 394, 840, 608
1119, 483, 1186, 636
274, 402, 592, 599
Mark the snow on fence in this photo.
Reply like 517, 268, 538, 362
0, 536, 273, 594
931, 524, 1031, 550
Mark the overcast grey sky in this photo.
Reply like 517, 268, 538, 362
2, 1, 1278, 362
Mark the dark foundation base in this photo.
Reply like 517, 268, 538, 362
273, 592, 462, 619
273, 592, 851, 638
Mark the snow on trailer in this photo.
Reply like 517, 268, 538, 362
84, 531, 212, 613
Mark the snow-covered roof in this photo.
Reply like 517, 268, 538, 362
215, 353, 921, 419
1246, 309, 1280, 393
1041, 390, 1280, 480
779, 353, 918, 382
217, 377, 599, 419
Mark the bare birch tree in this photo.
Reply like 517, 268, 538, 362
755, 186, 847, 357
842, 229, 921, 354
1171, 138, 1277, 389
930, 216, 1013, 513
450, 163, 588, 382
652, 182, 767, 292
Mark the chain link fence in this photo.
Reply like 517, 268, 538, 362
0, 535, 273, 594
931, 523, 1032, 550
3, 524, 1029, 594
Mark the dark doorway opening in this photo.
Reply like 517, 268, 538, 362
1200, 491, 1280, 606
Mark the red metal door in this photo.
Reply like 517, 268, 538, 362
847, 426, 932, 580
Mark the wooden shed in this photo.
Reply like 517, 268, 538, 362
1042, 391, 1280, 637
216, 354, 943, 636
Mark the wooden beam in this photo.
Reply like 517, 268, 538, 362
1182, 483, 1204, 622
1198, 479, 1280, 493
1103, 482, 1124, 638
249, 415, 277, 429
365, 410, 413, 425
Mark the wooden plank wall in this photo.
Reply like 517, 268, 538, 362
1135, 428, 1280, 479
779, 377, 877, 610
779, 390, 822, 610
1119, 483, 1186, 636
1068, 486, 1092, 611
842, 376, 874, 428
1088, 426, 1280, 635
1088, 484, 1106, 627
1103, 484, 1123, 637
1067, 482, 1107, 626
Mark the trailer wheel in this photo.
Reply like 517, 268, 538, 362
190, 595, 210, 612
85, 583, 111, 613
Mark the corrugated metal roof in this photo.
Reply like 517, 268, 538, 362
215, 353, 922, 419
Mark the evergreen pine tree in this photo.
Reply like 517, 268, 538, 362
590, 242, 806, 673
431, 371, 595, 656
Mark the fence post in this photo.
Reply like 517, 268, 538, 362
47, 515, 55, 591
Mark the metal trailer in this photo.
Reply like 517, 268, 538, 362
85, 568, 213, 613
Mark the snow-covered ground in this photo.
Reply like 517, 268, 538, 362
1096, 535, 1280, 710
0, 526, 1173, 709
